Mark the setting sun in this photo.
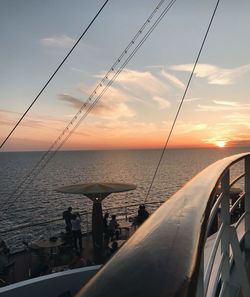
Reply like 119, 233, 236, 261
215, 140, 227, 148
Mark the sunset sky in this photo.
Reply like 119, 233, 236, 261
1, 0, 250, 151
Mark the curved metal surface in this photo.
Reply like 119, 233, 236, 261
76, 153, 250, 297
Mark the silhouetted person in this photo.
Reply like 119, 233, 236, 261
103, 213, 110, 246
0, 239, 9, 256
110, 241, 118, 254
103, 213, 109, 234
63, 207, 73, 232
0, 240, 9, 278
71, 213, 82, 250
108, 215, 119, 240
137, 204, 149, 226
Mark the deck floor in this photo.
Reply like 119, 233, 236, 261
3, 226, 136, 286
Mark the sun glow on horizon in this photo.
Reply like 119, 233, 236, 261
215, 140, 227, 148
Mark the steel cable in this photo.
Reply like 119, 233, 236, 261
144, 0, 221, 204
2, 0, 177, 217
0, 0, 109, 149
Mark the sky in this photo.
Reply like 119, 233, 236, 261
1, 0, 250, 151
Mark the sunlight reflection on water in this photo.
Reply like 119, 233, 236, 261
0, 147, 249, 250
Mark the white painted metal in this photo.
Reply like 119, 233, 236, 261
230, 193, 245, 214
206, 193, 223, 236
229, 226, 250, 297
220, 170, 230, 297
209, 253, 224, 297
230, 173, 245, 188
204, 223, 224, 296
0, 265, 101, 297
201, 155, 250, 297
245, 156, 250, 249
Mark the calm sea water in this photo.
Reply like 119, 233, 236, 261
0, 147, 249, 250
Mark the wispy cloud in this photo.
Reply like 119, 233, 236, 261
178, 97, 201, 103
161, 69, 185, 89
93, 120, 158, 137
0, 119, 13, 126
108, 68, 169, 96
152, 96, 171, 109
171, 63, 250, 85
58, 89, 135, 120
222, 113, 250, 128
176, 122, 208, 134
201, 120, 250, 147
213, 100, 239, 106
39, 35, 75, 49
197, 101, 250, 112
224, 113, 250, 120
71, 67, 87, 74
58, 94, 83, 109
203, 129, 250, 147
227, 139, 250, 147
95, 68, 172, 108
0, 109, 20, 115
0, 109, 20, 126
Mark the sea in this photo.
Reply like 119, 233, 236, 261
0, 147, 249, 251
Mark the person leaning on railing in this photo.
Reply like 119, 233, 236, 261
108, 215, 120, 241
71, 213, 83, 251
62, 206, 73, 232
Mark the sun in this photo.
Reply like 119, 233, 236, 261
215, 140, 227, 148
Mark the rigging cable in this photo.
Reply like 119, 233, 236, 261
0, 0, 109, 150
2, 0, 178, 217
144, 0, 221, 204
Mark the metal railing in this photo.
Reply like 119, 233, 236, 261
0, 201, 164, 252
75, 152, 250, 297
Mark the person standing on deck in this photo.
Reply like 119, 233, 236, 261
62, 207, 73, 232
103, 213, 109, 234
108, 215, 120, 241
71, 213, 83, 251
137, 204, 149, 226
103, 213, 109, 247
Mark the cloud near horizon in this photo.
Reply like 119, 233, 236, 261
227, 139, 250, 147
171, 63, 250, 85
176, 122, 208, 134
201, 122, 250, 146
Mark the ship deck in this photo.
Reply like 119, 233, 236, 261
2, 225, 136, 286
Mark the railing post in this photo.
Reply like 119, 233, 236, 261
245, 156, 250, 249
86, 213, 89, 237
229, 226, 250, 297
220, 169, 230, 296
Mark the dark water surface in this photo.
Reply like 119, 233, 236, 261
0, 147, 249, 250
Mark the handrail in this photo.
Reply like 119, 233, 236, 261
0, 200, 164, 235
75, 152, 250, 297
204, 222, 224, 295
235, 211, 246, 230
230, 173, 245, 188
206, 192, 223, 236
230, 192, 245, 214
